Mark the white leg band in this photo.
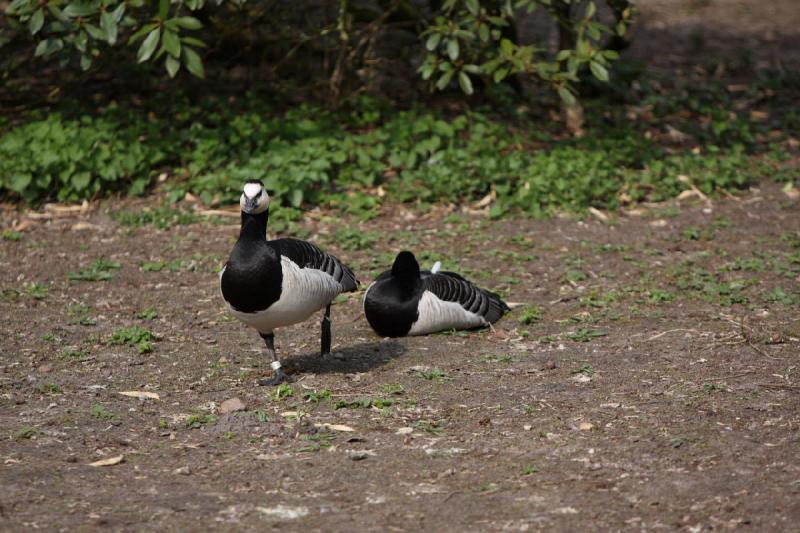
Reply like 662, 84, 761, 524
270, 361, 282, 371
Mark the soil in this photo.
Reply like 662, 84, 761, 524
1, 180, 799, 531
2, 0, 800, 530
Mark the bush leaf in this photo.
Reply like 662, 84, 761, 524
458, 72, 473, 95
162, 29, 180, 57
172, 16, 202, 30
137, 28, 160, 63
590, 61, 609, 82
182, 46, 204, 78
29, 9, 44, 35
165, 55, 180, 77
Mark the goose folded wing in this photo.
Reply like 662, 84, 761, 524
272, 238, 358, 292
424, 272, 508, 323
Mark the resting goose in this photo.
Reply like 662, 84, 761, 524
364, 251, 509, 337
220, 180, 358, 384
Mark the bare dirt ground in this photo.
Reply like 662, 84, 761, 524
2, 0, 800, 531
1, 181, 799, 531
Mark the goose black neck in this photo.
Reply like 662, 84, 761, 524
239, 210, 269, 241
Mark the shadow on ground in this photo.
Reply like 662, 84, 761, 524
285, 339, 407, 375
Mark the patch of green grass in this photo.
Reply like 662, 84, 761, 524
566, 328, 607, 342
273, 383, 294, 400
571, 363, 595, 376
509, 235, 535, 249
724, 257, 768, 272
136, 307, 159, 320
669, 436, 696, 448
22, 282, 48, 300
67, 303, 96, 325
676, 268, 748, 306
140, 259, 186, 272
90, 402, 118, 420
682, 227, 701, 241
579, 290, 619, 309
416, 368, 449, 382
566, 312, 595, 324
382, 384, 405, 395
332, 228, 381, 251
564, 270, 588, 283
651, 206, 681, 218
114, 207, 198, 230
186, 414, 218, 428
2, 230, 22, 241
302, 389, 331, 403
109, 326, 159, 353
517, 305, 543, 325
414, 420, 444, 436
60, 347, 89, 360
39, 383, 62, 394
13, 426, 35, 440
647, 289, 675, 303
764, 287, 797, 305
334, 397, 396, 410
779, 232, 800, 249
297, 431, 336, 452
596, 243, 627, 252
253, 411, 270, 423
522, 465, 539, 476
280, 410, 308, 422
703, 382, 725, 393
482, 354, 513, 363
0, 288, 20, 302
331, 293, 349, 305
67, 258, 121, 282
138, 341, 154, 354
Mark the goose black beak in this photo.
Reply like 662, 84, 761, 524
243, 196, 259, 213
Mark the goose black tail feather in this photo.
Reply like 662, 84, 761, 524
482, 289, 511, 324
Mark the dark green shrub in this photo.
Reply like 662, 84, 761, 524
0, 113, 165, 203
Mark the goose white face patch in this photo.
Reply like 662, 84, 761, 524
240, 185, 270, 214
244, 182, 262, 198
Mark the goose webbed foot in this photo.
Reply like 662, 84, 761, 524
257, 368, 294, 386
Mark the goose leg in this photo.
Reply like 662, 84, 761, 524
257, 333, 293, 386
321, 304, 332, 357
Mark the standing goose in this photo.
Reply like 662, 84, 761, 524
220, 180, 358, 385
364, 251, 509, 337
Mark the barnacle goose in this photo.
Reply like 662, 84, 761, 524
364, 251, 509, 337
220, 180, 358, 385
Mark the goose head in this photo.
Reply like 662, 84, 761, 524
391, 251, 421, 282
240, 180, 270, 215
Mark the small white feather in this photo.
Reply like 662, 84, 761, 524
431, 261, 442, 274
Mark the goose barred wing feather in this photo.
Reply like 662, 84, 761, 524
424, 272, 510, 324
272, 238, 358, 292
